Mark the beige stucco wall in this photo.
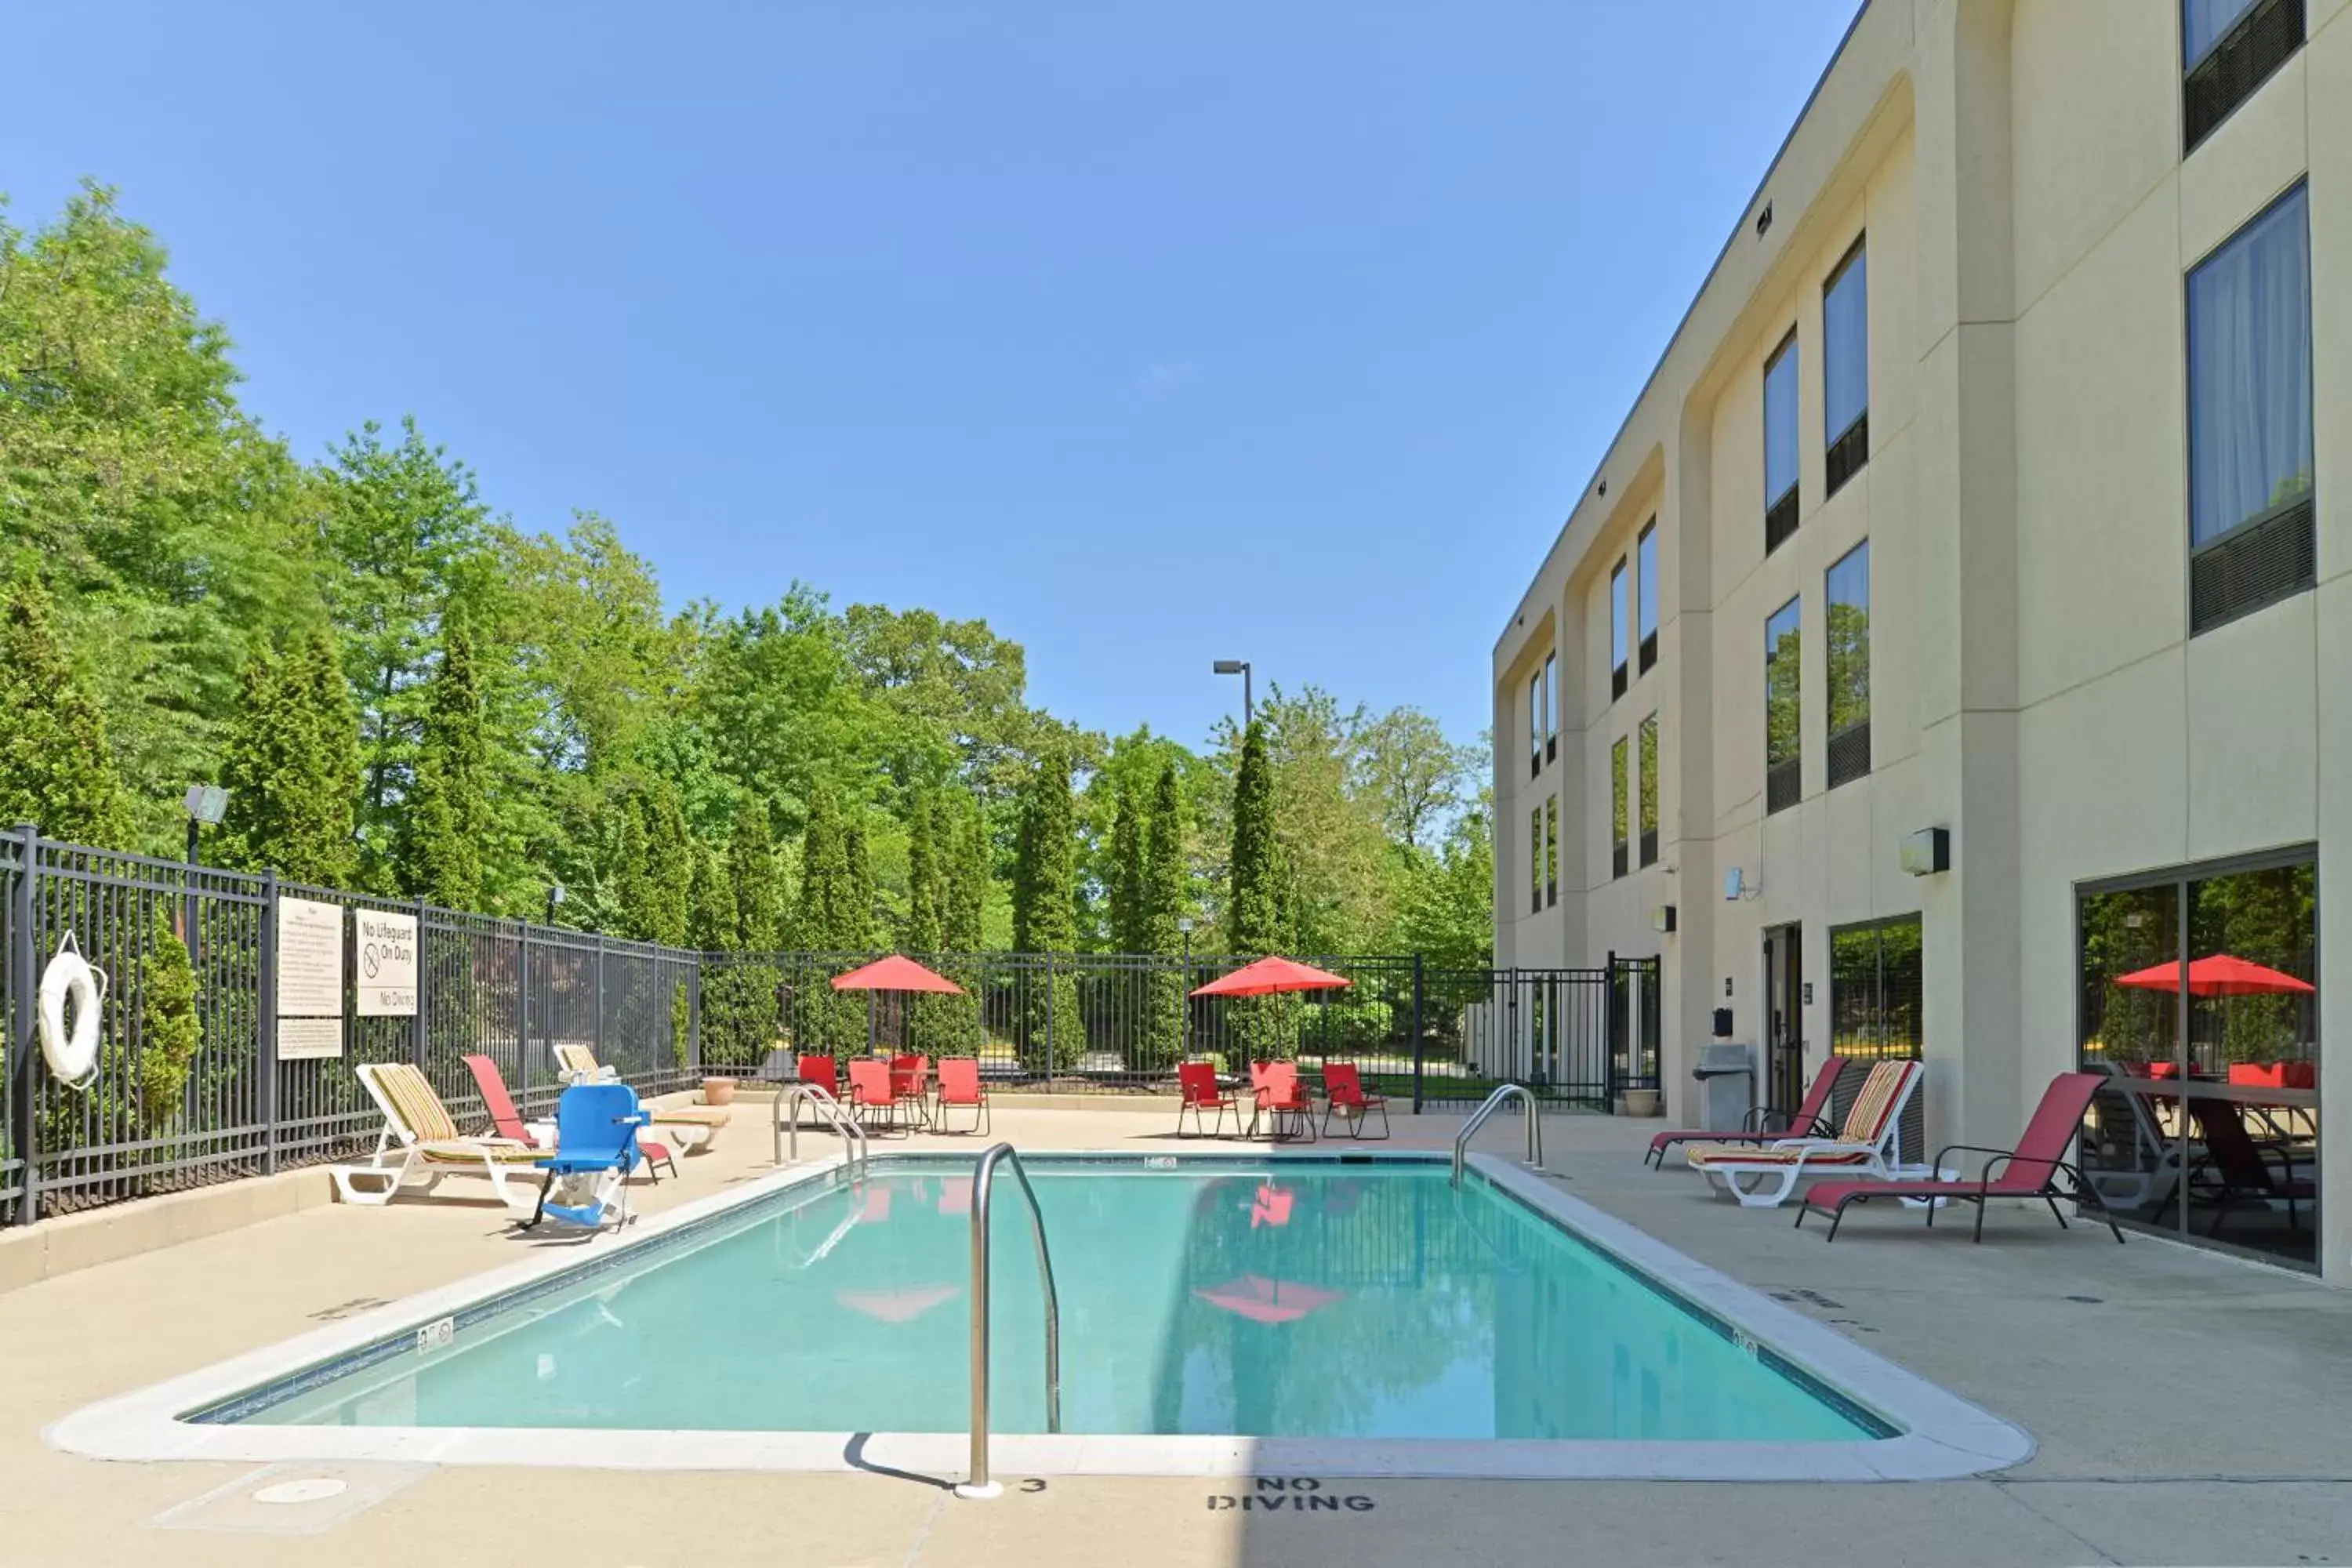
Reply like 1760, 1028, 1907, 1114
1493, 0, 2349, 1277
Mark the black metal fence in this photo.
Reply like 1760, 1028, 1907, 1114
2, 826, 699, 1227
3, 823, 1664, 1229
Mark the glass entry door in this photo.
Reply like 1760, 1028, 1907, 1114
1763, 924, 1806, 1120
2077, 853, 2320, 1270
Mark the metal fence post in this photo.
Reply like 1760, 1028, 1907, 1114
1410, 953, 1425, 1115
1605, 949, 1621, 1113
593, 935, 605, 1067
258, 869, 280, 1175
9, 824, 42, 1225
412, 897, 430, 1073
518, 919, 532, 1107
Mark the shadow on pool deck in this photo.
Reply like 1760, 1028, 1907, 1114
4, 1103, 2351, 1566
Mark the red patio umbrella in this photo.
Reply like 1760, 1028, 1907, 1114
830, 954, 967, 994
834, 1284, 962, 1323
1189, 956, 1352, 998
1192, 1274, 1341, 1325
2114, 953, 2314, 997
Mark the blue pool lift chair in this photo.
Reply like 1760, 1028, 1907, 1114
526, 1082, 654, 1232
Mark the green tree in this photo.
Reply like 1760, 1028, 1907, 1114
842, 815, 877, 951
1396, 796, 1496, 972
724, 796, 783, 951
1140, 760, 1191, 1067
1011, 750, 1082, 1069
217, 627, 360, 885
1353, 706, 1478, 851
138, 904, 201, 1130
0, 575, 132, 846
614, 779, 692, 946
397, 622, 488, 909
1106, 783, 1147, 954
314, 417, 493, 890
1, 183, 313, 854
1226, 720, 1285, 956
688, 839, 729, 953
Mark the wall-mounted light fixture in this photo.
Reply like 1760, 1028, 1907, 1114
1650, 905, 1677, 934
1724, 867, 1759, 901
1755, 201, 1773, 237
1900, 827, 1951, 877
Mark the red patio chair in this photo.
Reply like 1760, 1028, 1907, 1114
847, 1059, 899, 1134
890, 1054, 931, 1128
797, 1054, 839, 1100
1796, 1072, 2123, 1243
1320, 1062, 1389, 1140
462, 1052, 675, 1181
1251, 1062, 1316, 1144
934, 1058, 989, 1134
2187, 1094, 2314, 1237
1177, 1062, 1236, 1138
1646, 1055, 1849, 1169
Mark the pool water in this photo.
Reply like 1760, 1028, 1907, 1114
241, 1158, 1875, 1442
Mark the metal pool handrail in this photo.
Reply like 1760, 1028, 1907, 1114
960, 1142, 1062, 1500
1453, 1083, 1544, 1186
774, 1082, 869, 1178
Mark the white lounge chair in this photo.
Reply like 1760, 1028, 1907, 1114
328, 1062, 550, 1208
1684, 1059, 1922, 1208
550, 1044, 731, 1150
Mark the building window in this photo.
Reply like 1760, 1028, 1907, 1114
1638, 713, 1659, 868
1826, 541, 1871, 789
1763, 330, 1800, 554
1765, 597, 1801, 815
1823, 238, 1868, 497
2187, 183, 2314, 635
1528, 670, 1543, 778
1610, 559, 1629, 700
1544, 797, 1559, 908
1636, 521, 1659, 674
1543, 652, 1558, 763
1610, 737, 1629, 880
1529, 806, 1543, 915
2077, 851, 2318, 1269
2183, 0, 2305, 154
1830, 913, 1925, 1160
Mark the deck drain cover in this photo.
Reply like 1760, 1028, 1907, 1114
153, 1462, 427, 1534
254, 1479, 347, 1505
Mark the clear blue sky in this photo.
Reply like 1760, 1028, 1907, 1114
9, 1, 1860, 753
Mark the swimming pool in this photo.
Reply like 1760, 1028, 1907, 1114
50, 1150, 2033, 1480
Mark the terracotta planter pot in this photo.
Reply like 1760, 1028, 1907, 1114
701, 1076, 739, 1107
1621, 1088, 1662, 1118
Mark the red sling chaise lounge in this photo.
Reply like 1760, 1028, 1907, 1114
1645, 1056, 1849, 1169
1795, 1071, 2125, 1243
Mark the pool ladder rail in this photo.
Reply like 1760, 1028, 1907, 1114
1453, 1083, 1544, 1187
772, 1082, 869, 1178
961, 1142, 1062, 1499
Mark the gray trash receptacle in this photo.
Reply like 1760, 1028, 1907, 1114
1692, 1042, 1756, 1132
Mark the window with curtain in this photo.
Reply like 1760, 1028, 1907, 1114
1826, 541, 1871, 788
1529, 806, 1542, 915
1637, 522, 1658, 673
1610, 737, 1629, 879
1543, 652, 1558, 760
1765, 597, 1801, 813
1764, 331, 1800, 552
1528, 670, 1542, 775
1823, 239, 1868, 495
1610, 559, 1629, 699
2189, 185, 2311, 546
2187, 183, 2314, 631
1544, 796, 1559, 907
1638, 713, 1659, 867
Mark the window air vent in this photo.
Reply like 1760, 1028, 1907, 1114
1827, 720, 1871, 790
2190, 496, 2315, 635
1825, 412, 1869, 499
1765, 488, 1800, 556
2185, 0, 2303, 154
1766, 757, 1802, 815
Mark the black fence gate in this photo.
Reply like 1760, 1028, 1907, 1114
1417, 956, 1661, 1108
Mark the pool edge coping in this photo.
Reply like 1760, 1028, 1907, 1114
45, 1146, 2034, 1483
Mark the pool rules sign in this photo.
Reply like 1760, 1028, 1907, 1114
275, 896, 347, 1060
356, 910, 419, 1018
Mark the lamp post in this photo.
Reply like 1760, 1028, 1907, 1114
1211, 659, 1252, 729
546, 884, 566, 927
1178, 917, 1195, 1062
180, 785, 230, 951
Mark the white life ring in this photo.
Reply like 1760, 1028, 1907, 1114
38, 933, 107, 1089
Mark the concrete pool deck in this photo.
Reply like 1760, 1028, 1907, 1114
5, 1102, 2351, 1566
